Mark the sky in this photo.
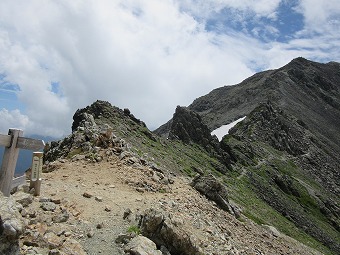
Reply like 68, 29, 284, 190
0, 0, 340, 138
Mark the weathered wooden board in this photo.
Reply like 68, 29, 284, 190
0, 129, 22, 196
0, 129, 45, 196
17, 137, 45, 150
0, 134, 11, 147
11, 175, 26, 189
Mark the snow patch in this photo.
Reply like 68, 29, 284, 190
211, 116, 246, 141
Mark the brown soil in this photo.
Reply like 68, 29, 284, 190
18, 153, 323, 255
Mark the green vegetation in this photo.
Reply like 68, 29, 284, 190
127, 225, 141, 235
67, 148, 82, 159
84, 103, 338, 255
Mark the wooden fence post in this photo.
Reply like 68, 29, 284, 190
0, 129, 22, 196
30, 152, 43, 196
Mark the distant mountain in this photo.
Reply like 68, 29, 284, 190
157, 57, 340, 147
155, 57, 340, 254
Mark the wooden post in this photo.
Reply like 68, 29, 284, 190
0, 129, 22, 196
30, 152, 43, 196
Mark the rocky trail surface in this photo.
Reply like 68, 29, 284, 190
5, 151, 323, 255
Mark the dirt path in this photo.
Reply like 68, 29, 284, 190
18, 154, 323, 255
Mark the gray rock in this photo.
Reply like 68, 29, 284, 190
52, 209, 69, 223
43, 232, 63, 249
124, 236, 162, 255
0, 193, 25, 255
138, 208, 202, 255
83, 192, 93, 198
40, 202, 57, 212
123, 208, 132, 220
13, 192, 33, 207
49, 249, 61, 255
115, 233, 136, 244
191, 174, 234, 215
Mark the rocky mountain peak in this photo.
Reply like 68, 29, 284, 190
168, 106, 217, 146
72, 100, 145, 132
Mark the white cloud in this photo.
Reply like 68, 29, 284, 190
0, 0, 339, 138
296, 0, 340, 33
177, 0, 282, 19
0, 109, 30, 134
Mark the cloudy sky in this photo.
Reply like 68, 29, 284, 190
0, 0, 339, 138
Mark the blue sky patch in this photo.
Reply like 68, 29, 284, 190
205, 2, 304, 43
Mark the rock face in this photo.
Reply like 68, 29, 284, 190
168, 106, 218, 148
226, 101, 340, 194
0, 192, 25, 255
165, 106, 233, 171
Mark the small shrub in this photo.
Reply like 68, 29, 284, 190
127, 225, 141, 235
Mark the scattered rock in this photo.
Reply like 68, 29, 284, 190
263, 225, 281, 237
13, 192, 33, 207
60, 238, 87, 255
87, 230, 95, 238
43, 232, 63, 249
115, 233, 136, 244
0, 193, 25, 255
39, 197, 51, 203
49, 248, 61, 255
123, 208, 132, 220
96, 222, 104, 229
83, 192, 93, 198
52, 209, 69, 223
40, 202, 57, 212
95, 196, 103, 202
104, 205, 112, 212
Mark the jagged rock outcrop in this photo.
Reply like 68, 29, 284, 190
0, 192, 26, 255
168, 106, 218, 147
44, 100, 154, 166
166, 106, 233, 171
72, 100, 146, 132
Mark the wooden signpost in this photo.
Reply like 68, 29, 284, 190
0, 129, 45, 197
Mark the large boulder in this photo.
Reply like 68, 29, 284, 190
191, 174, 234, 215
124, 236, 162, 255
138, 208, 203, 255
0, 192, 26, 255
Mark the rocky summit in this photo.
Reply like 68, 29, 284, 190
0, 58, 339, 255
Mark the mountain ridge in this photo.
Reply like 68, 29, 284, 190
2, 57, 339, 255
154, 57, 340, 254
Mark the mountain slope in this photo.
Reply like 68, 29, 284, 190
155, 58, 340, 254
32, 100, 323, 255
